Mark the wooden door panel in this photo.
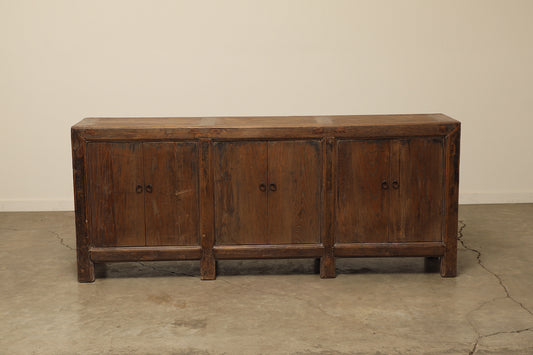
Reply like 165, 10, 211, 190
143, 142, 199, 246
267, 140, 321, 244
336, 140, 390, 243
86, 143, 145, 247
214, 141, 268, 245
390, 138, 444, 242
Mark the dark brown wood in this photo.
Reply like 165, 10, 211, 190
390, 138, 444, 242
86, 142, 145, 247
336, 140, 391, 243
267, 140, 321, 244
72, 114, 460, 281
213, 141, 268, 245
321, 137, 336, 278
74, 114, 458, 141
213, 244, 323, 259
71, 129, 94, 282
90, 246, 202, 262
441, 125, 461, 277
199, 139, 216, 280
334, 242, 445, 257
143, 142, 199, 246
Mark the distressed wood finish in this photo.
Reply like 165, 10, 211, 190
86, 142, 145, 247
390, 138, 444, 242
337, 140, 391, 243
213, 141, 268, 245
441, 125, 461, 277
71, 129, 94, 282
267, 140, 321, 244
143, 142, 199, 246
320, 137, 336, 278
72, 114, 460, 281
199, 139, 216, 280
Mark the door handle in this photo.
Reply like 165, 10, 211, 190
381, 181, 389, 190
392, 180, 400, 189
269, 183, 277, 192
136, 185, 143, 193
145, 184, 153, 193
259, 183, 267, 192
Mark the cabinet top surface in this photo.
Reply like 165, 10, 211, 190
73, 114, 459, 140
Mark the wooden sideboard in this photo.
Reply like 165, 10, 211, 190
71, 114, 460, 282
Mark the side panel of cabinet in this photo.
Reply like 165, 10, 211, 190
267, 140, 321, 244
86, 143, 145, 247
336, 140, 390, 243
143, 142, 199, 246
390, 138, 444, 242
213, 141, 268, 245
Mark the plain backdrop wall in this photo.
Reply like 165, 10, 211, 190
1, 0, 533, 211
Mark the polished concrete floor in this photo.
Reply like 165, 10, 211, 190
1, 204, 532, 354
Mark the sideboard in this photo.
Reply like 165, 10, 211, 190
71, 114, 460, 282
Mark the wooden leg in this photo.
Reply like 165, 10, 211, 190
320, 254, 336, 278
440, 250, 457, 277
201, 253, 216, 280
77, 255, 95, 282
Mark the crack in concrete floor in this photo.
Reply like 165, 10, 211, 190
457, 220, 533, 354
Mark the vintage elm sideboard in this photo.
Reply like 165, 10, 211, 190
71, 114, 460, 282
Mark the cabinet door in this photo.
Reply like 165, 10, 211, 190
390, 138, 444, 242
143, 142, 199, 246
87, 143, 145, 247
336, 140, 391, 243
267, 141, 321, 244
214, 141, 268, 245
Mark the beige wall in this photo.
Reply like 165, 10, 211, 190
1, 0, 532, 211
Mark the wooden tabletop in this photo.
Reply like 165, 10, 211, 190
72, 114, 460, 140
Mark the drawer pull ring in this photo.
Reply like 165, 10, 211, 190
145, 184, 153, 193
269, 183, 277, 192
259, 183, 267, 192
136, 185, 143, 193
381, 181, 389, 190
392, 180, 400, 189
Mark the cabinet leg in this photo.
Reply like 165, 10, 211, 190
320, 255, 336, 278
201, 254, 216, 280
77, 257, 95, 283
440, 252, 457, 277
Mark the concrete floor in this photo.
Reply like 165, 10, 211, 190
0, 204, 532, 354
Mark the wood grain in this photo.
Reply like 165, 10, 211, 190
214, 141, 268, 245
390, 138, 444, 242
267, 140, 321, 244
74, 114, 459, 141
71, 129, 94, 282
441, 125, 461, 277
321, 137, 336, 278
336, 140, 391, 243
143, 142, 199, 246
86, 142, 145, 247
72, 114, 461, 280
213, 244, 323, 259
334, 242, 445, 257
90, 246, 202, 262
199, 139, 216, 280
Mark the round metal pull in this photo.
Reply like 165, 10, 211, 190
381, 181, 389, 190
145, 184, 153, 193
392, 180, 400, 189
259, 183, 267, 192
269, 183, 277, 192
136, 185, 143, 193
